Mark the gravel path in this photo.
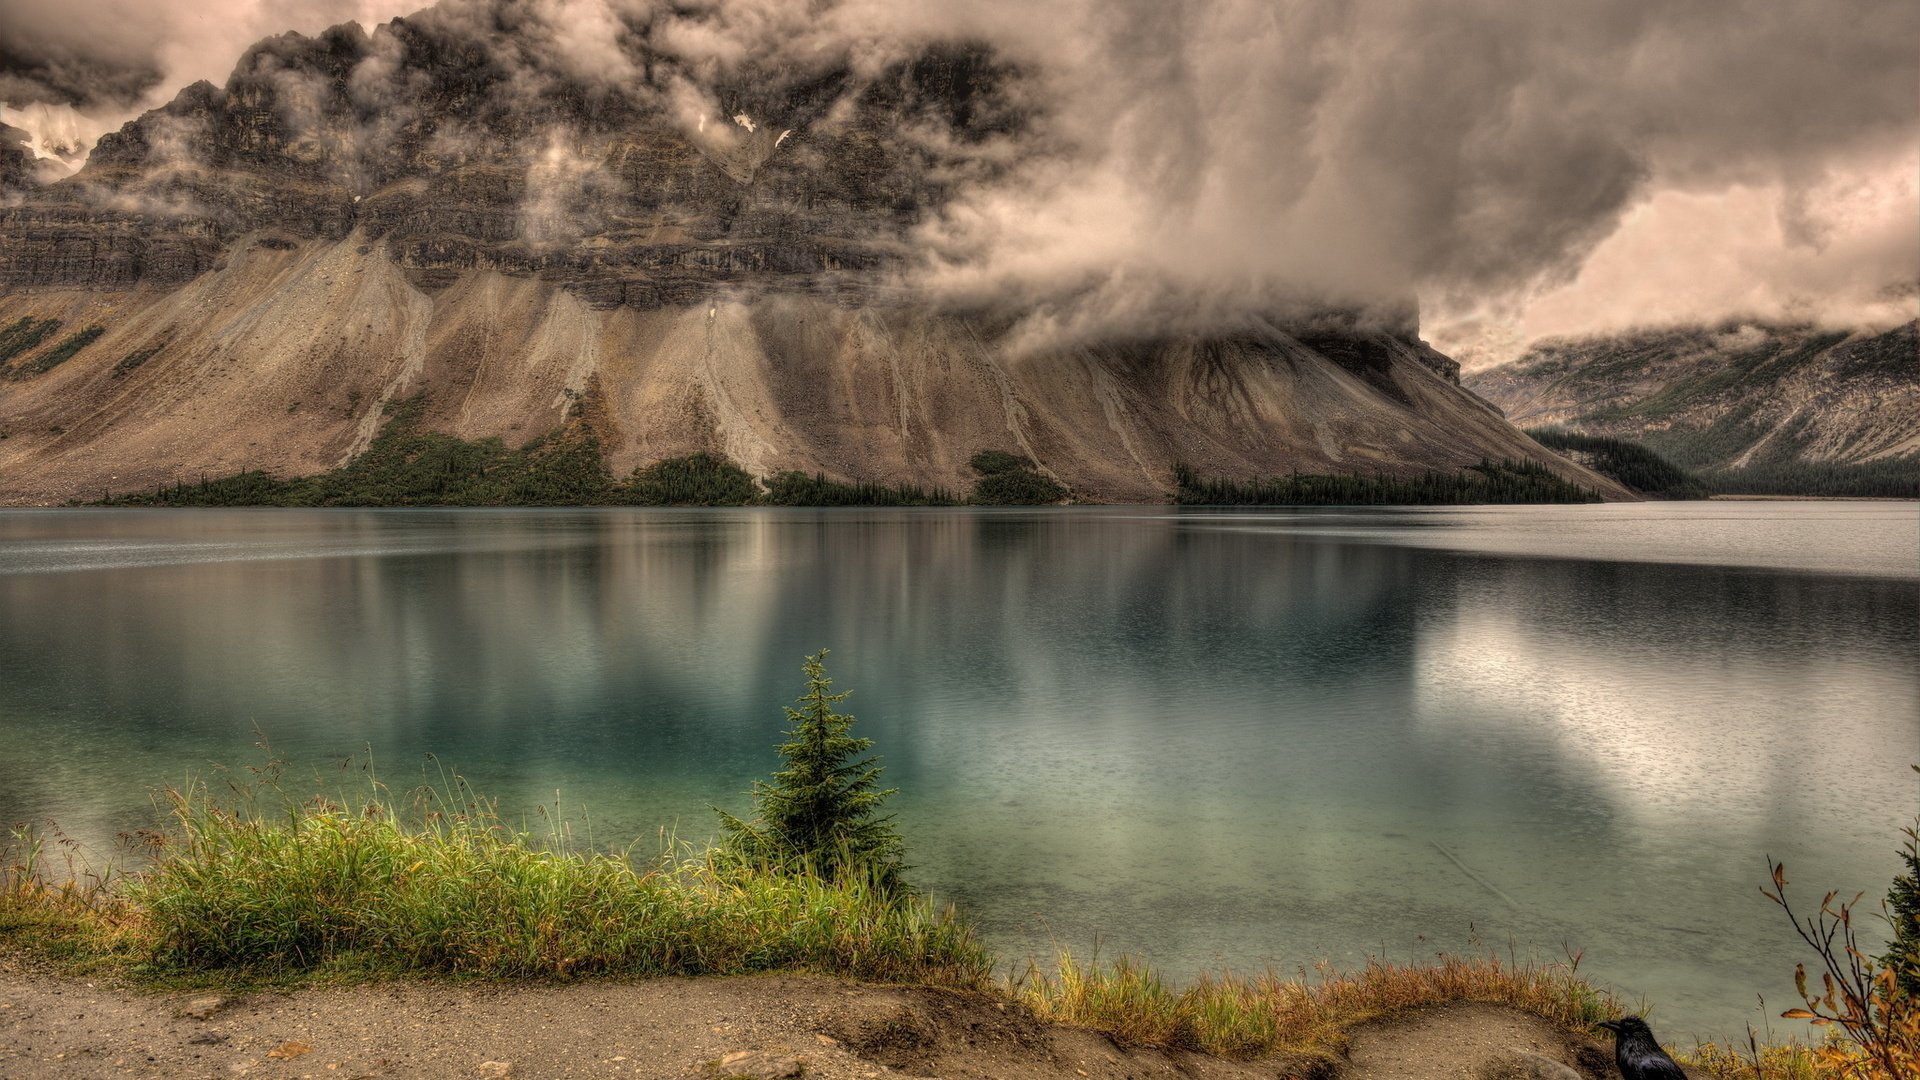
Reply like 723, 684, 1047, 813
0, 965, 1622, 1080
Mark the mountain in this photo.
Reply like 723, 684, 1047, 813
0, 1, 1624, 505
1466, 321, 1918, 497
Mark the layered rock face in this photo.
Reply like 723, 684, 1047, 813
0, 0, 1617, 504
2, 13, 1002, 296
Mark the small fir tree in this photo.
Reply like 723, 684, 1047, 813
1886, 767, 1920, 995
717, 651, 904, 890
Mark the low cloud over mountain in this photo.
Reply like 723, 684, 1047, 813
3, 0, 1914, 349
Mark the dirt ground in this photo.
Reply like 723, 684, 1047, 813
0, 958, 1625, 1080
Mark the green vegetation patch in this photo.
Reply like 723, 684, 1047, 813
620, 452, 760, 506
762, 470, 958, 506
1632, 404, 1774, 471
1634, 406, 1919, 498
1707, 456, 1919, 499
0, 316, 62, 370
107, 395, 620, 507
105, 412, 1081, 507
1174, 459, 1602, 506
112, 344, 165, 378
1525, 428, 1709, 499
968, 449, 1068, 505
13, 325, 106, 377
122, 780, 982, 982
1830, 323, 1919, 381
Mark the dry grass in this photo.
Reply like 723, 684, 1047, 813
1, 825, 145, 972
1684, 1037, 1830, 1080
1015, 950, 1621, 1059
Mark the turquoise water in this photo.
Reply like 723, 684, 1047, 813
1, 503, 1915, 1039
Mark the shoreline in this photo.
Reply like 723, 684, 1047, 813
4, 491, 1917, 508
0, 962, 1622, 1080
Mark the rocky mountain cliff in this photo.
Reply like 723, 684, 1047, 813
1466, 321, 1918, 496
0, 0, 1620, 505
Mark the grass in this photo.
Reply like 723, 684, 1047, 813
3, 770, 1897, 1077
1015, 950, 1620, 1060
1684, 1036, 1832, 1080
2, 789, 1625, 1061
4, 773, 988, 988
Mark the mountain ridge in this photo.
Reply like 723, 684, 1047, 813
1466, 319, 1918, 497
0, 0, 1625, 505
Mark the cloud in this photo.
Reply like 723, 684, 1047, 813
518, 127, 619, 245
5, 0, 1916, 352
906, 0, 1920, 347
1430, 149, 1920, 369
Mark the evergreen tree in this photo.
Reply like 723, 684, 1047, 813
1887, 768, 1920, 995
717, 651, 905, 890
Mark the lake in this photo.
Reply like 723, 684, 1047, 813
1, 502, 1915, 1040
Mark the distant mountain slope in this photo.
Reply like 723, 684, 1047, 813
1467, 321, 1918, 496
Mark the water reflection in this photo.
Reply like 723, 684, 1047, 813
0, 506, 1914, 1039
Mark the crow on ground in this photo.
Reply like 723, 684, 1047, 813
1596, 1017, 1687, 1080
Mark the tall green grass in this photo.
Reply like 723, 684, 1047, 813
122, 777, 987, 983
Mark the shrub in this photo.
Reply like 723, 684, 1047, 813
1763, 786, 1920, 1080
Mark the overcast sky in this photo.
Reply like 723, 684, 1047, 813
2, 0, 1914, 365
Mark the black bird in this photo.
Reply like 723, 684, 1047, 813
1596, 1017, 1687, 1080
